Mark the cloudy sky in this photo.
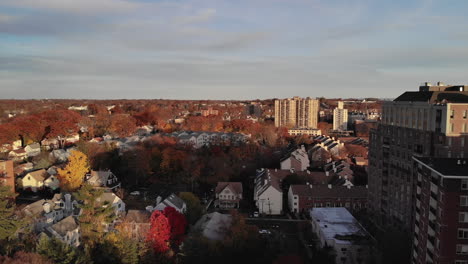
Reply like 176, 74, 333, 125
0, 0, 467, 99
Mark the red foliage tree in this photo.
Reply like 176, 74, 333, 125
109, 114, 137, 137
40, 110, 81, 139
162, 207, 187, 246
147, 210, 171, 253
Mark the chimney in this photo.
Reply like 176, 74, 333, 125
328, 184, 332, 189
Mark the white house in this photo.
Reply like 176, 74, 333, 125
21, 169, 47, 192
23, 193, 80, 232
8, 149, 27, 161
154, 193, 186, 213
42, 216, 80, 247
253, 169, 287, 215
25, 143, 41, 157
97, 192, 126, 215
44, 175, 60, 190
86, 170, 121, 190
310, 208, 371, 264
280, 146, 310, 172
215, 182, 243, 209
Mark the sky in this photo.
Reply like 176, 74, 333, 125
1, 0, 468, 100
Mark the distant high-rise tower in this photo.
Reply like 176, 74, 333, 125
333, 101, 348, 131
274, 97, 318, 128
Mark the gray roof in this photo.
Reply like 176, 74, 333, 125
51, 216, 78, 237
163, 193, 185, 209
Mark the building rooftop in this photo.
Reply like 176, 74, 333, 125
291, 185, 367, 198
215, 182, 243, 195
310, 207, 369, 245
394, 91, 468, 103
414, 157, 468, 177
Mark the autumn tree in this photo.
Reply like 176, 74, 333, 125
109, 114, 137, 137
162, 207, 187, 246
147, 210, 171, 254
0, 251, 53, 264
57, 150, 90, 191
74, 184, 116, 252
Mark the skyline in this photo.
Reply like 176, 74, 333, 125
1, 0, 468, 99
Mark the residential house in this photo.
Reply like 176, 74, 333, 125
42, 216, 80, 247
310, 208, 372, 264
44, 175, 60, 191
41, 138, 59, 151
96, 192, 126, 215
121, 210, 151, 241
215, 182, 243, 209
0, 160, 14, 192
14, 162, 33, 176
288, 184, 367, 213
154, 193, 186, 213
254, 169, 287, 215
280, 146, 310, 171
23, 193, 79, 232
25, 143, 41, 157
85, 170, 121, 191
49, 149, 70, 163
8, 149, 27, 161
21, 169, 47, 192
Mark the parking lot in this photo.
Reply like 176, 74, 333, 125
246, 218, 314, 262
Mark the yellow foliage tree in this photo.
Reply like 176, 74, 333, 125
57, 150, 90, 191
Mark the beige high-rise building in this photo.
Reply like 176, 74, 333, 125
274, 97, 319, 128
333, 101, 348, 131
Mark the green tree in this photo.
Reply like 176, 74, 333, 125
179, 192, 204, 225
36, 236, 82, 264
74, 184, 116, 251
0, 185, 24, 253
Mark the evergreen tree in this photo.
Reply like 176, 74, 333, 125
74, 184, 116, 250
36, 236, 80, 264
0, 185, 24, 253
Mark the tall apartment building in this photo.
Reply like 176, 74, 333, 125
368, 83, 468, 232
274, 97, 319, 129
333, 101, 348, 131
412, 157, 468, 264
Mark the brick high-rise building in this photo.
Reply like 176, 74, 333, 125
274, 97, 319, 129
368, 83, 468, 231
412, 157, 468, 264
0, 160, 15, 193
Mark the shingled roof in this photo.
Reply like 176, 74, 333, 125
50, 216, 78, 237
215, 182, 243, 195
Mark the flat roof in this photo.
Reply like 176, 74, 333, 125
310, 207, 369, 245
413, 157, 468, 177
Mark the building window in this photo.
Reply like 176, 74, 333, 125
463, 180, 468, 190
294, 196, 298, 199
461, 196, 468, 206
294, 202, 297, 206
460, 213, 468, 223
451, 123, 455, 132
326, 202, 331, 207
464, 110, 468, 119
458, 228, 468, 239
451, 110, 455, 119
457, 244, 468, 255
